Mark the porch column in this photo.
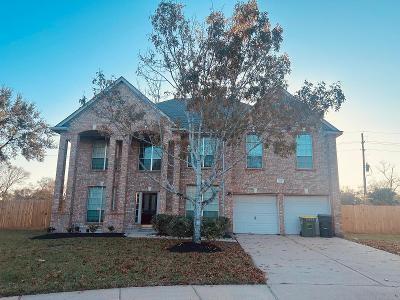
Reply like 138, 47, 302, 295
119, 138, 131, 231
158, 135, 170, 214
50, 134, 68, 230
64, 134, 80, 228
171, 135, 181, 215
103, 137, 117, 229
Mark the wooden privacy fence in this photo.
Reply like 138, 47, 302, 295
0, 199, 51, 230
342, 205, 400, 234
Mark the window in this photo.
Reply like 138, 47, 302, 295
87, 187, 106, 223
296, 134, 313, 169
246, 134, 262, 168
92, 140, 108, 170
139, 143, 162, 171
187, 137, 215, 168
185, 186, 219, 218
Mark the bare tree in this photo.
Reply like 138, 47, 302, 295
376, 161, 400, 192
89, 1, 345, 243
0, 163, 30, 200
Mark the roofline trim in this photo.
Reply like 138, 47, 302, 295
53, 76, 174, 130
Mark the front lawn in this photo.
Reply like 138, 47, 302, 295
346, 233, 400, 256
0, 230, 265, 297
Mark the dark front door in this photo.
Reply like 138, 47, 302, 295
141, 193, 157, 224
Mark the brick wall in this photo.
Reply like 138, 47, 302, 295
51, 82, 342, 235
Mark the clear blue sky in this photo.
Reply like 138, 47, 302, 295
1, 0, 399, 189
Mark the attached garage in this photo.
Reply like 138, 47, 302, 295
233, 195, 279, 234
284, 196, 331, 234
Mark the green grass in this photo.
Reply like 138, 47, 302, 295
0, 230, 264, 297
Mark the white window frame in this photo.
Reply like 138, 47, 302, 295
185, 186, 219, 217
246, 134, 263, 169
187, 137, 215, 168
86, 186, 106, 223
139, 143, 162, 171
296, 133, 313, 169
91, 140, 108, 170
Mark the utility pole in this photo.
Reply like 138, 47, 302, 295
361, 133, 367, 199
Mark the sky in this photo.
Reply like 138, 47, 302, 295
0, 0, 399, 190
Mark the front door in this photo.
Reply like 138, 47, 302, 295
141, 193, 157, 224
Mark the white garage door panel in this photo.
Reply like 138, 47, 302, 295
284, 196, 330, 235
233, 195, 279, 234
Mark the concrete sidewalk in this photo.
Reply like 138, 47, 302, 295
2, 285, 275, 300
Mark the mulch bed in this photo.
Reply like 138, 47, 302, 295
31, 232, 125, 240
353, 239, 400, 256
168, 241, 222, 253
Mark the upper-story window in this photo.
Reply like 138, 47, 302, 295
139, 143, 162, 171
246, 134, 262, 168
296, 134, 313, 169
92, 140, 108, 170
187, 137, 215, 168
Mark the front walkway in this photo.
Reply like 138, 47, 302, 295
237, 234, 400, 300
2, 285, 275, 300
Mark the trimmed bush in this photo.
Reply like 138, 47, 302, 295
152, 214, 230, 239
166, 216, 193, 238
152, 214, 173, 235
202, 217, 230, 240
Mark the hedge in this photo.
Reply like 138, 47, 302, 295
152, 214, 230, 239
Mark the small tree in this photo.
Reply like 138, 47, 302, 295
340, 188, 362, 205
376, 161, 400, 192
368, 188, 399, 205
0, 87, 54, 162
0, 163, 29, 200
88, 1, 345, 243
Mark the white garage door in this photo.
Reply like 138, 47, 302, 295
233, 195, 279, 234
284, 196, 331, 234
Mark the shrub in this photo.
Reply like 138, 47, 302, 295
74, 226, 80, 233
107, 225, 115, 232
152, 214, 230, 239
166, 216, 192, 238
152, 214, 173, 235
202, 217, 230, 240
66, 227, 73, 233
88, 224, 99, 233
47, 227, 56, 233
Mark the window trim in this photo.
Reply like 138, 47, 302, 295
245, 134, 263, 169
187, 137, 215, 169
138, 143, 162, 171
296, 133, 314, 170
86, 186, 106, 223
91, 140, 108, 171
185, 185, 219, 218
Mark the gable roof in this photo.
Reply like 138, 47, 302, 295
52, 77, 341, 135
51, 76, 171, 133
156, 98, 342, 134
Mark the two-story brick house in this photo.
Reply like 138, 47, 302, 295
50, 77, 342, 235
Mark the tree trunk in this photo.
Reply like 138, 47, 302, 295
193, 160, 202, 244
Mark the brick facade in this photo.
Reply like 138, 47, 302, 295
50, 78, 342, 235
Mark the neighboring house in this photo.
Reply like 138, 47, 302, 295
50, 77, 342, 235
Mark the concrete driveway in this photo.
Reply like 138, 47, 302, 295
237, 235, 400, 300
